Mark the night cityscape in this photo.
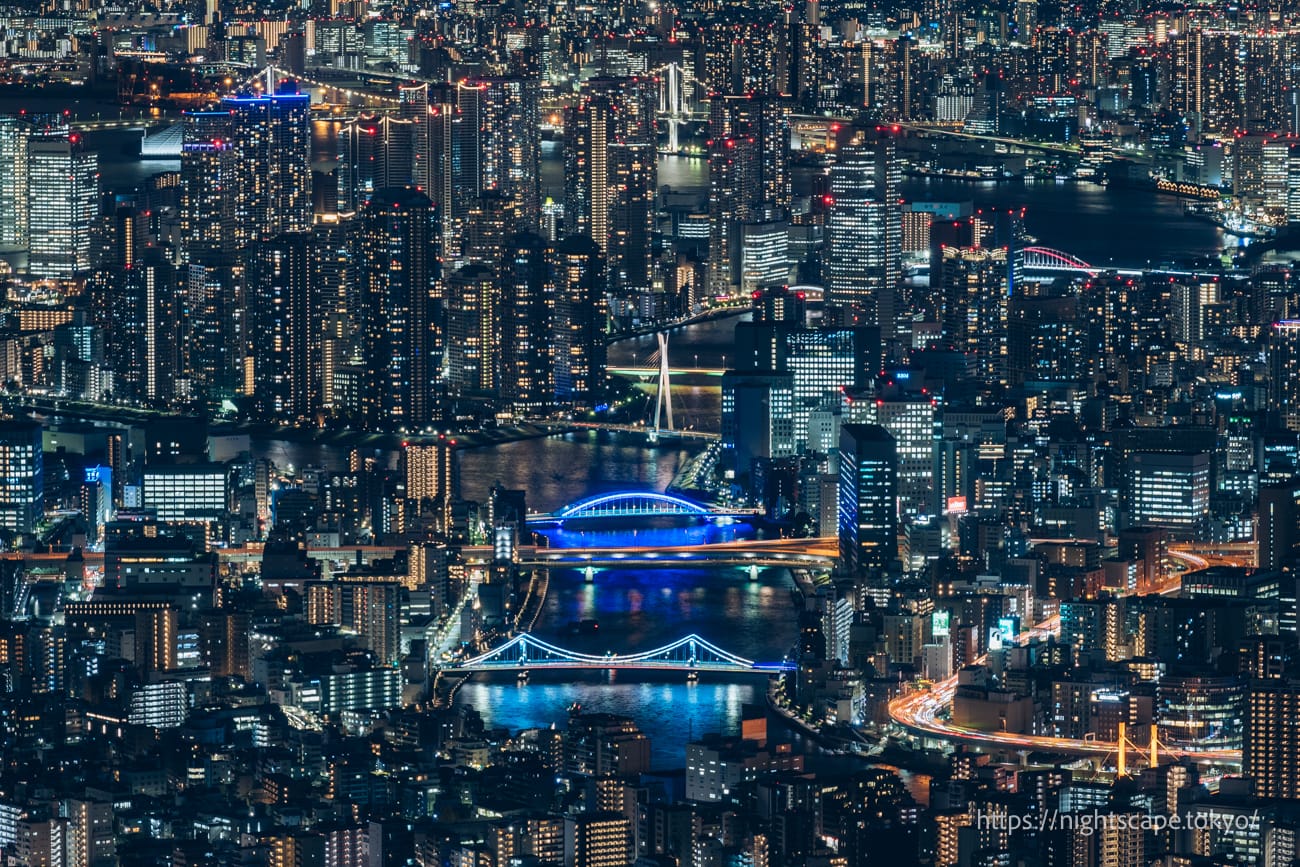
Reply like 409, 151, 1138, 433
0, 0, 1299, 864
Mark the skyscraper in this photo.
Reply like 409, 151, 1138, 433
825, 134, 901, 337
445, 263, 499, 397
939, 245, 1010, 384
707, 133, 759, 294
398, 82, 434, 192
564, 77, 658, 296
1244, 681, 1300, 800
1270, 320, 1300, 430
550, 235, 608, 411
178, 109, 240, 405
708, 95, 792, 212
220, 80, 312, 246
250, 232, 321, 422
0, 420, 44, 536
458, 77, 541, 231
864, 389, 940, 520
500, 232, 553, 416
179, 110, 236, 267
359, 188, 442, 429
338, 114, 418, 213
108, 251, 179, 405
0, 114, 31, 250
27, 126, 98, 278
838, 424, 899, 577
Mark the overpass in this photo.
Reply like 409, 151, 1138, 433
4, 536, 837, 570
509, 537, 837, 571
445, 632, 793, 673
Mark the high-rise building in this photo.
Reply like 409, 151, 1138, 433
705, 96, 792, 296
307, 580, 401, 665
338, 114, 418, 213
500, 233, 553, 416
564, 77, 657, 296
707, 133, 759, 294
1259, 484, 1300, 571
1244, 681, 1300, 799
939, 246, 1010, 384
142, 464, 227, 527
179, 110, 239, 405
751, 286, 807, 324
405, 439, 458, 534
825, 135, 901, 337
0, 420, 43, 536
398, 82, 439, 196
1007, 294, 1087, 385
220, 80, 312, 246
249, 232, 321, 422
563, 813, 633, 867
445, 264, 499, 396
721, 371, 796, 479
0, 114, 31, 250
1270, 321, 1300, 430
111, 251, 180, 405
179, 110, 236, 266
838, 424, 899, 576
457, 77, 541, 230
1128, 451, 1211, 537
863, 390, 940, 519
549, 235, 607, 411
740, 221, 790, 294
708, 95, 792, 213
359, 188, 442, 428
27, 127, 97, 278
784, 326, 878, 449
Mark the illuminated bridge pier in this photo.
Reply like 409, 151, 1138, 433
445, 633, 794, 674
525, 491, 762, 527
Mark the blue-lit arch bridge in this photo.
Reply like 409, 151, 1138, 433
445, 633, 795, 673
526, 491, 762, 527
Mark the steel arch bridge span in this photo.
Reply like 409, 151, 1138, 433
555, 490, 713, 519
447, 633, 794, 672
1021, 246, 1099, 275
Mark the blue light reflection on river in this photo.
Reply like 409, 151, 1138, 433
532, 520, 756, 548
455, 676, 763, 769
454, 564, 798, 767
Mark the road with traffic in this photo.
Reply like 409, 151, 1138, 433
887, 542, 1255, 768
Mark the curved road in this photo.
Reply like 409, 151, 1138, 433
888, 544, 1253, 768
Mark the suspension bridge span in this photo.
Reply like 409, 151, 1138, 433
445, 633, 794, 673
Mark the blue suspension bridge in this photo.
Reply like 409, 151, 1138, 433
445, 633, 794, 673
525, 490, 761, 526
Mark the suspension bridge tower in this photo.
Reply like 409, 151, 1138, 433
649, 331, 674, 443
659, 63, 689, 154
